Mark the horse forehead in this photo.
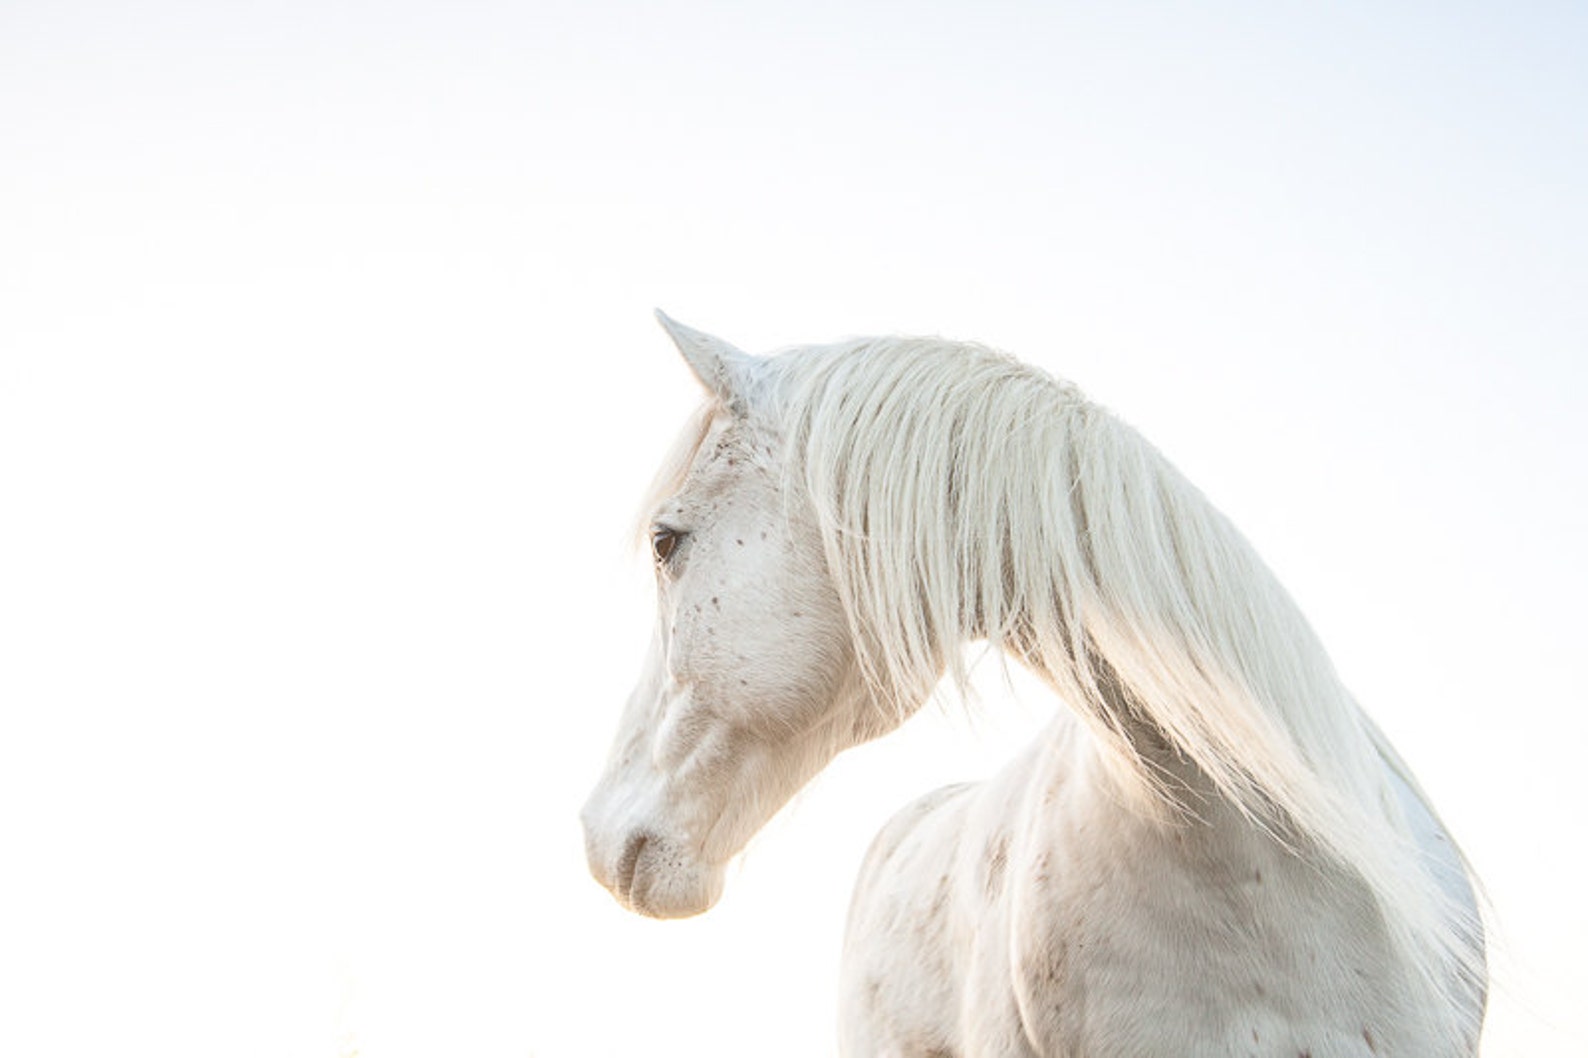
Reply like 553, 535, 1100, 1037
674, 423, 781, 504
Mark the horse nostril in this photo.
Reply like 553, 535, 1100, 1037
615, 831, 651, 905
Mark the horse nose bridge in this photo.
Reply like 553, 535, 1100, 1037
580, 742, 672, 864
580, 764, 638, 842
578, 783, 611, 847
580, 779, 645, 893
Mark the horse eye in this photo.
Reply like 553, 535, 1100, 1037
650, 526, 685, 566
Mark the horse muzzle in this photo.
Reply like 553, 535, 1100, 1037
581, 795, 726, 919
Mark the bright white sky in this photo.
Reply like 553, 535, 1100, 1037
2, 2, 1584, 1056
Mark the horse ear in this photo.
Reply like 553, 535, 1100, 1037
655, 310, 756, 411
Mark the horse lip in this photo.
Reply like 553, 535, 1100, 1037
615, 831, 651, 908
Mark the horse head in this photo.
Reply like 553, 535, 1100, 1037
580, 315, 903, 918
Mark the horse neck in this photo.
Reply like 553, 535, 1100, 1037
969, 402, 1365, 838
1015, 637, 1226, 825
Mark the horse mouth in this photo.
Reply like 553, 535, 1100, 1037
593, 827, 725, 920
614, 831, 651, 908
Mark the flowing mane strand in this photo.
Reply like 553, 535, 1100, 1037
752, 335, 1482, 1037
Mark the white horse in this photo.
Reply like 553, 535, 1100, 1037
582, 314, 1486, 1057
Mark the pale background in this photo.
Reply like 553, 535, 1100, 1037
2, 2, 1584, 1055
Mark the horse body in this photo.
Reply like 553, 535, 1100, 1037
581, 315, 1485, 1056
841, 710, 1476, 1057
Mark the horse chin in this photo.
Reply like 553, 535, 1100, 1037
626, 862, 725, 920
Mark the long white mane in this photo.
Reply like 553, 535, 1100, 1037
744, 336, 1483, 1036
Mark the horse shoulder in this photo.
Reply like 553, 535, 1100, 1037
839, 734, 1059, 1058
839, 779, 974, 1057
